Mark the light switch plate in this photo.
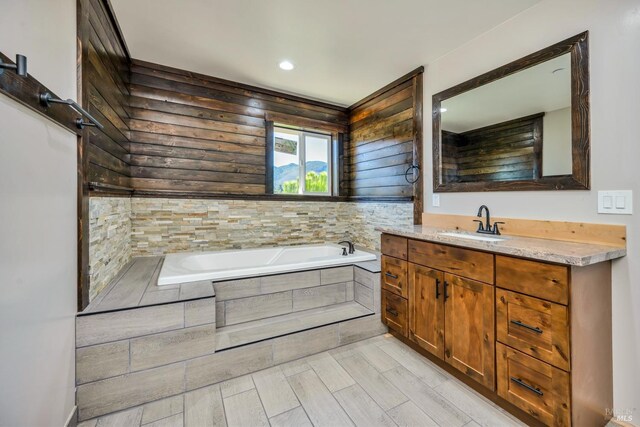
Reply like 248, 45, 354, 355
598, 190, 632, 214
432, 194, 440, 207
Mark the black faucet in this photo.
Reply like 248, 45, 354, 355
475, 205, 505, 235
338, 240, 355, 254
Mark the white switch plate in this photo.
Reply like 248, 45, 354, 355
598, 190, 632, 214
432, 194, 440, 207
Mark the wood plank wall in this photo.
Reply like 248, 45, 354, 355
126, 60, 349, 196
441, 113, 543, 183
79, 0, 132, 190
78, 0, 421, 200
348, 73, 422, 198
77, 0, 422, 309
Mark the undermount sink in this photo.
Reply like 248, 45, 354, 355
438, 232, 506, 242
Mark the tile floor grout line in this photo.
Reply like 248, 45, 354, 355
139, 410, 182, 427
330, 385, 363, 427
283, 372, 315, 427
334, 350, 412, 414
182, 393, 185, 427
307, 351, 356, 393
379, 339, 524, 427
250, 370, 288, 422
220, 385, 230, 427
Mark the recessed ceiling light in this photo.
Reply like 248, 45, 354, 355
279, 60, 294, 71
440, 107, 448, 113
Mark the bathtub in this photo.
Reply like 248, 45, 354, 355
158, 243, 377, 286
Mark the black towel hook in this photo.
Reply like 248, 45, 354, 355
39, 92, 104, 130
0, 54, 27, 77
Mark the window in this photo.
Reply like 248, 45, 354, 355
272, 126, 332, 195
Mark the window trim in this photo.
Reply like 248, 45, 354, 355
269, 123, 333, 196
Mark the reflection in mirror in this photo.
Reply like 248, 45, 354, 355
440, 53, 571, 184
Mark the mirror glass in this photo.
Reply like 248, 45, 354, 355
440, 53, 571, 184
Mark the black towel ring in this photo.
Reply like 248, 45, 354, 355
404, 164, 420, 184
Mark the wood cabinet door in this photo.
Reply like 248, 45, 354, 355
444, 273, 495, 390
408, 264, 445, 359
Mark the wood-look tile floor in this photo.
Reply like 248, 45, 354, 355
78, 334, 526, 427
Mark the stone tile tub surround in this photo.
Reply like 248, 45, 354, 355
89, 197, 132, 301
88, 196, 412, 299
130, 198, 413, 256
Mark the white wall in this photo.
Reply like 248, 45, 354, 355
542, 107, 572, 176
425, 0, 640, 419
0, 0, 78, 426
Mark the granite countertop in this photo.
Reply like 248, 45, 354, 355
376, 225, 627, 266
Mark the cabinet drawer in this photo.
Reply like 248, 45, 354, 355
496, 256, 569, 305
496, 289, 570, 371
381, 234, 407, 259
381, 255, 408, 298
381, 290, 408, 337
409, 240, 494, 284
497, 343, 570, 426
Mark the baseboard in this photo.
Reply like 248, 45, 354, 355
64, 405, 78, 427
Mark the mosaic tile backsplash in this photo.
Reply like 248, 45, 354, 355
89, 197, 413, 300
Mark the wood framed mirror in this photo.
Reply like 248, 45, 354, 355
433, 32, 589, 192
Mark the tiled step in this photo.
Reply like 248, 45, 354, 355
214, 266, 354, 302
216, 302, 373, 350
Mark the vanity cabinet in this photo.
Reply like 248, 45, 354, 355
383, 236, 496, 391
381, 232, 614, 427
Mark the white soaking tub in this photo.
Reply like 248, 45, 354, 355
158, 243, 377, 286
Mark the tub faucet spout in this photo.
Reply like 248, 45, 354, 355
338, 240, 355, 254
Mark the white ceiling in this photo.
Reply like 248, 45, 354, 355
441, 53, 571, 133
111, 0, 540, 106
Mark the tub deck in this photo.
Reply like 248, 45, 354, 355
83, 257, 215, 314
84, 256, 381, 315
77, 256, 386, 420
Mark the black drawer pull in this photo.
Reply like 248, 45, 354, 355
385, 272, 398, 279
385, 307, 399, 317
510, 377, 543, 396
511, 320, 543, 334
435, 279, 440, 299
443, 280, 449, 301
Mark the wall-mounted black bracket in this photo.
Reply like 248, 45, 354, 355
0, 54, 27, 77
39, 92, 104, 130
405, 164, 421, 184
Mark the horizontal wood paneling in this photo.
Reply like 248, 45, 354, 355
348, 73, 421, 200
79, 4, 419, 201
81, 0, 132, 190
441, 114, 543, 183
128, 60, 348, 196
